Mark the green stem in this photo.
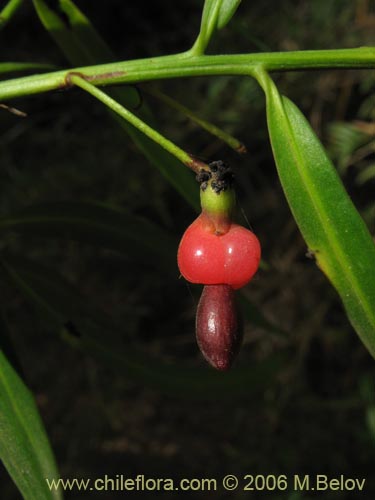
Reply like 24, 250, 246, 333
0, 47, 373, 101
69, 74, 209, 173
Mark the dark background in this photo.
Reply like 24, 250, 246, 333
1, 0, 375, 498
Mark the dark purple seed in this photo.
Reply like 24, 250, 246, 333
196, 284, 243, 371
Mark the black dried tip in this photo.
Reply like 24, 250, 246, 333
196, 160, 234, 193
196, 168, 212, 191
196, 284, 243, 371
209, 160, 234, 193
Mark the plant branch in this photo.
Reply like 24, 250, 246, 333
68, 73, 210, 174
0, 47, 373, 101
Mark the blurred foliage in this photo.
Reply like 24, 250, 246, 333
0, 0, 375, 498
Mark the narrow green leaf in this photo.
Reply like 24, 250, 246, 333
0, 201, 177, 270
193, 0, 222, 54
0, 254, 284, 399
200, 0, 219, 35
58, 0, 117, 63
36, 0, 139, 108
216, 0, 242, 29
32, 0, 199, 209
32, 0, 93, 65
0, 0, 23, 30
192, 0, 242, 54
261, 73, 375, 356
0, 335, 61, 499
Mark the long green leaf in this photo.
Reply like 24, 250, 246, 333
193, 0, 242, 54
199, 0, 221, 44
201, 0, 242, 35
216, 0, 242, 29
0, 326, 61, 499
58, 0, 119, 63
261, 73, 375, 355
0, 0, 23, 30
0, 201, 177, 271
0, 254, 284, 399
32, 0, 199, 209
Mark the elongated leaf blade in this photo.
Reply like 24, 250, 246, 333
263, 76, 375, 355
200, 0, 217, 33
58, 0, 117, 63
196, 0, 242, 52
201, 0, 242, 33
0, 254, 284, 399
32, 0, 199, 209
0, 339, 61, 499
32, 0, 92, 65
0, 0, 23, 30
216, 0, 242, 29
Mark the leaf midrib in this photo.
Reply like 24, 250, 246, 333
277, 94, 375, 333
0, 353, 49, 499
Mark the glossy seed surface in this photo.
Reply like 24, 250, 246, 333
196, 284, 242, 370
